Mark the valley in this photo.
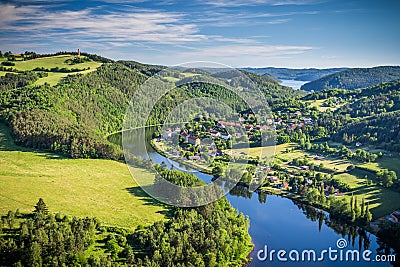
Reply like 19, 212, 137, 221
0, 52, 399, 266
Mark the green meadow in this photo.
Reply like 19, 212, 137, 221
335, 168, 400, 219
1, 54, 102, 86
12, 54, 102, 71
269, 143, 400, 219
0, 123, 169, 228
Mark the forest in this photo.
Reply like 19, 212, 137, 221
301, 66, 400, 91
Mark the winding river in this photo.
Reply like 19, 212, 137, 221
110, 131, 394, 267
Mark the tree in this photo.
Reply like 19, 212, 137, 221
28, 242, 42, 267
329, 185, 335, 195
346, 164, 355, 172
350, 194, 354, 212
354, 197, 360, 217
34, 198, 49, 215
6, 210, 15, 229
361, 198, 365, 217
364, 203, 372, 223
212, 166, 223, 177
377, 170, 396, 188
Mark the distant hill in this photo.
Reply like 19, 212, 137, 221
242, 67, 348, 81
301, 66, 400, 91
304, 80, 400, 152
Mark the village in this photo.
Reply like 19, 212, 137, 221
159, 109, 316, 161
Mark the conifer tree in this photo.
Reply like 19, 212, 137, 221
34, 198, 49, 215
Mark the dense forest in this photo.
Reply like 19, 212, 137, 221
301, 66, 400, 91
300, 80, 400, 153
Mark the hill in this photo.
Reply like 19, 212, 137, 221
0, 52, 298, 159
242, 67, 347, 81
301, 66, 400, 91
303, 80, 400, 152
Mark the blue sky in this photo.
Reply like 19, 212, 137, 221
0, 0, 399, 68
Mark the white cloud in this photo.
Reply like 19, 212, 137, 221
200, 0, 324, 7
0, 3, 207, 45
178, 44, 314, 60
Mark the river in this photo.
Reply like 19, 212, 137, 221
109, 131, 394, 266
279, 79, 309, 90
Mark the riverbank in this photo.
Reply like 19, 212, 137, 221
150, 139, 213, 174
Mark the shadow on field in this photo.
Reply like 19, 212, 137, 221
0, 123, 69, 160
0, 123, 32, 152
125, 186, 173, 218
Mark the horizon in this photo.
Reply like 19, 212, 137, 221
1, 0, 399, 68
2, 50, 400, 70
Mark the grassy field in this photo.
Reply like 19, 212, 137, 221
1, 55, 102, 86
0, 71, 11, 77
335, 169, 400, 219
0, 123, 169, 228
11, 55, 102, 71
265, 144, 400, 218
307, 99, 343, 112
361, 156, 400, 178
273, 144, 306, 163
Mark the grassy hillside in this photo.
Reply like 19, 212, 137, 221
1, 54, 102, 86
0, 123, 168, 228
301, 66, 400, 91
336, 169, 400, 219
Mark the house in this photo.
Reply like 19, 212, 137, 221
304, 118, 313, 125
390, 212, 400, 223
266, 119, 274, 125
245, 125, 254, 131
163, 128, 172, 140
275, 181, 289, 189
181, 131, 189, 142
294, 111, 302, 116
188, 155, 201, 160
268, 176, 279, 183
216, 150, 224, 156
210, 130, 220, 138
220, 133, 232, 140
188, 136, 201, 145
217, 121, 226, 128
300, 166, 310, 171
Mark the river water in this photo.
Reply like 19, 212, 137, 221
110, 131, 394, 266
279, 79, 309, 90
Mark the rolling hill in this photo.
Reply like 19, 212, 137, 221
301, 66, 400, 91
0, 52, 298, 160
